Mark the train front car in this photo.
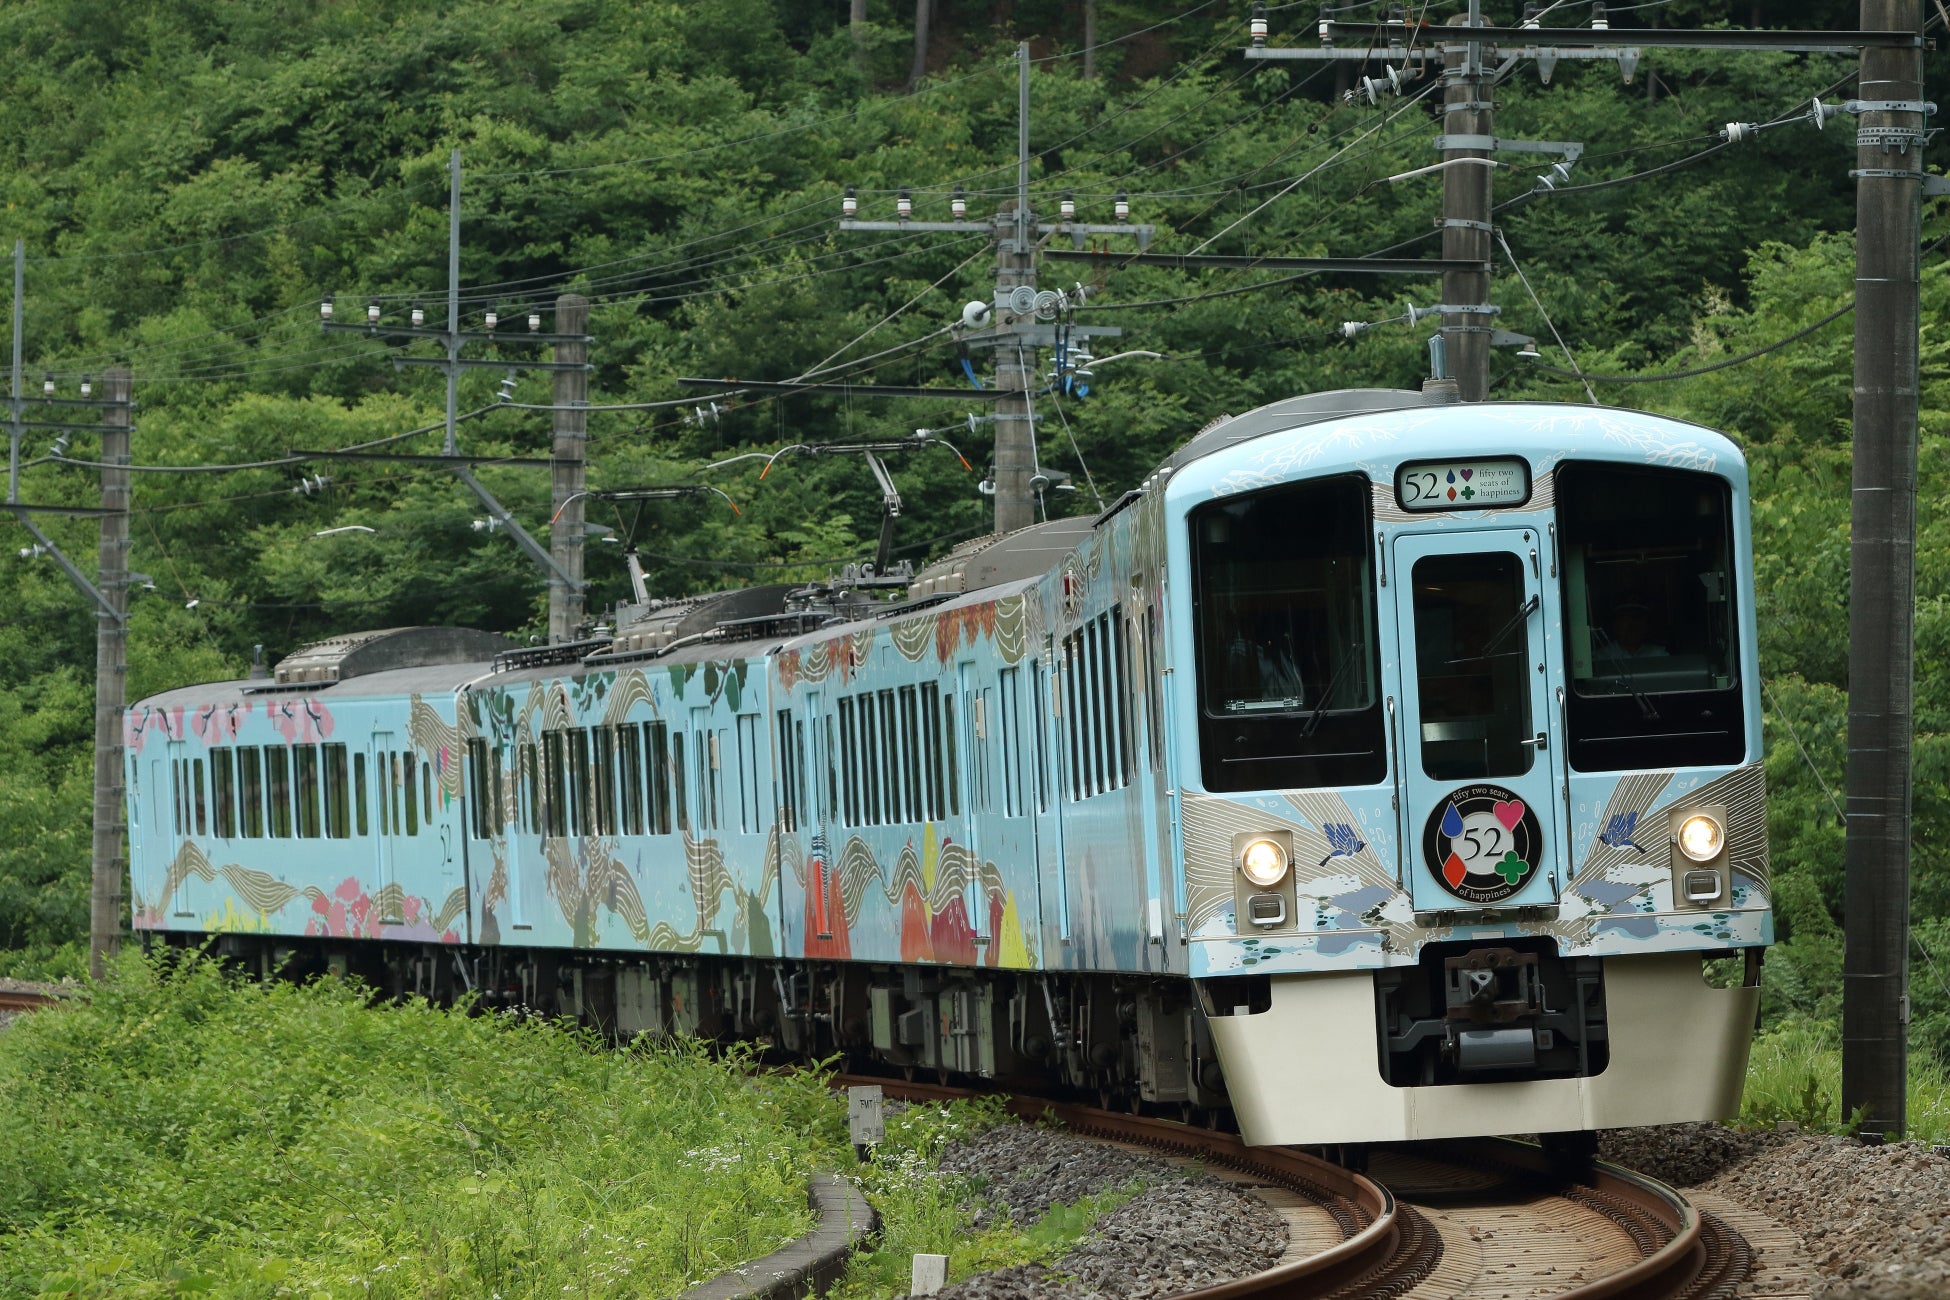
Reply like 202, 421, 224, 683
1167, 392, 1768, 1145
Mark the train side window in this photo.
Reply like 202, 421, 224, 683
545, 736, 564, 836
576, 730, 597, 836
188, 758, 206, 836
709, 728, 725, 830
238, 748, 264, 838
490, 744, 506, 833
266, 749, 292, 838
465, 739, 489, 839
1138, 608, 1154, 779
294, 748, 321, 838
1114, 608, 1135, 786
647, 722, 672, 835
895, 688, 917, 823
398, 752, 417, 837
1062, 636, 1081, 801
670, 729, 689, 832
353, 752, 369, 838
998, 667, 1024, 818
838, 697, 857, 824
1030, 659, 1051, 813
1190, 474, 1385, 792
736, 714, 760, 834
776, 709, 798, 833
919, 683, 943, 819
210, 751, 235, 839
823, 713, 839, 825
588, 728, 612, 838
1557, 462, 1745, 771
323, 744, 350, 839
942, 692, 962, 817
874, 691, 897, 823
619, 725, 644, 836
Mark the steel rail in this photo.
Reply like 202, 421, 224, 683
833, 1074, 1433, 1299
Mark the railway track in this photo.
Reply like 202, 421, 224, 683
0, 986, 61, 1014
834, 1076, 1749, 1300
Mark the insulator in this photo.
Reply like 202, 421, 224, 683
842, 184, 858, 218
41, 373, 53, 396
1114, 191, 1130, 221
1590, 2, 1608, 29
1250, 1, 1267, 46
1723, 121, 1755, 144
366, 302, 381, 323
951, 185, 967, 218
896, 188, 913, 219
1520, 3, 1541, 29
485, 308, 499, 330
320, 298, 334, 321
1059, 191, 1076, 220
528, 311, 542, 332
79, 376, 92, 398
1318, 8, 1332, 45
410, 305, 425, 326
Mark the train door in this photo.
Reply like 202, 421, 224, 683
1390, 528, 1565, 912
1030, 648, 1068, 950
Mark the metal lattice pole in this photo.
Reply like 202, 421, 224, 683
90, 367, 131, 979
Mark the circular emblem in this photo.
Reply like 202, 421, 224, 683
1421, 783, 1544, 904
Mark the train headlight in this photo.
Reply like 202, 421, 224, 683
1676, 813, 1724, 863
1240, 837, 1290, 888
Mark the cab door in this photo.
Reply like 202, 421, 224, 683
1391, 528, 1564, 911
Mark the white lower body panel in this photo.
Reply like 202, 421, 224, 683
1208, 952, 1756, 1145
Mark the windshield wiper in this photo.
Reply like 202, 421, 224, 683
1478, 593, 1539, 660
1592, 625, 1662, 721
1301, 641, 1362, 738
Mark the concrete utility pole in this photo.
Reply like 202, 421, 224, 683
1843, 0, 1925, 1139
1440, 6, 1494, 401
550, 293, 590, 643
993, 42, 1039, 535
89, 367, 130, 980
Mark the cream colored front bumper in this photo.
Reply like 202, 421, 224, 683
1207, 952, 1757, 1145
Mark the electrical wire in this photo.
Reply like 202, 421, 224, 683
1526, 301, 1854, 384
1495, 229, 1598, 404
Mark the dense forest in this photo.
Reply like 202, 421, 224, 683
0, 0, 1944, 1074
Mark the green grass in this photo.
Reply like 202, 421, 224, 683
828, 1101, 1148, 1299
0, 950, 847, 1298
1740, 1019, 1950, 1142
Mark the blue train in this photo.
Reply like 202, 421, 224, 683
126, 387, 1769, 1145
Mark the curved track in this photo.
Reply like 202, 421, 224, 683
834, 1077, 1748, 1300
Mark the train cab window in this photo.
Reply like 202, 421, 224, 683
1557, 463, 1744, 771
1411, 552, 1536, 780
1190, 475, 1385, 792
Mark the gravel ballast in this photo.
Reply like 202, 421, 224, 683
1600, 1123, 1950, 1300
918, 1122, 1288, 1300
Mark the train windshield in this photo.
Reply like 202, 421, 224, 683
1191, 475, 1384, 792
1558, 462, 1745, 772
